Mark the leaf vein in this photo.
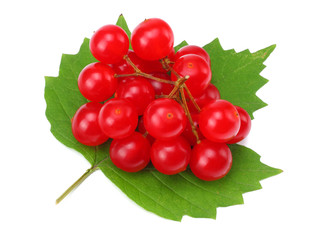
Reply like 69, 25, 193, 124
150, 172, 211, 215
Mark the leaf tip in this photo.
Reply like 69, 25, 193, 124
253, 43, 276, 60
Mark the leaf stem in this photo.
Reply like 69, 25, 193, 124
55, 157, 107, 205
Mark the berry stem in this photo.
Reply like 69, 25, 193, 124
167, 75, 189, 98
116, 55, 175, 85
115, 72, 175, 84
123, 55, 141, 73
55, 157, 107, 205
159, 57, 173, 71
162, 58, 181, 79
183, 84, 201, 112
180, 87, 201, 144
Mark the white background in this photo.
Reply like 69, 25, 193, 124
0, 0, 308, 239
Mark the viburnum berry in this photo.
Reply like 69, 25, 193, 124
199, 99, 241, 143
70, 17, 255, 182
150, 136, 191, 175
171, 54, 212, 98
143, 98, 187, 140
131, 18, 174, 61
78, 62, 117, 102
115, 77, 155, 115
98, 98, 138, 139
72, 102, 108, 146
190, 139, 232, 181
110, 132, 150, 172
90, 24, 129, 64
227, 106, 251, 144
174, 45, 211, 65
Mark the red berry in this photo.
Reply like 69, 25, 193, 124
90, 25, 129, 64
171, 54, 212, 98
187, 83, 220, 113
131, 18, 174, 61
78, 62, 117, 102
72, 102, 108, 146
144, 98, 187, 140
175, 45, 211, 65
110, 132, 150, 172
199, 99, 240, 143
151, 136, 191, 175
115, 78, 155, 115
98, 98, 138, 139
190, 139, 232, 181
227, 106, 251, 144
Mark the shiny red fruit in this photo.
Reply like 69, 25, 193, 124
90, 24, 129, 64
110, 132, 150, 172
174, 45, 211, 65
171, 54, 212, 98
227, 106, 251, 144
115, 78, 155, 115
72, 102, 108, 146
131, 18, 174, 60
190, 139, 232, 181
144, 98, 187, 140
199, 99, 240, 143
98, 98, 138, 139
78, 62, 117, 102
151, 136, 191, 175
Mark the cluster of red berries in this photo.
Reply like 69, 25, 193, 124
72, 18, 251, 181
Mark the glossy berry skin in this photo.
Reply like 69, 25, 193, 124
115, 78, 155, 115
187, 83, 220, 113
131, 18, 174, 61
98, 98, 138, 139
171, 54, 212, 98
110, 132, 150, 172
151, 136, 191, 175
147, 72, 173, 96
199, 99, 240, 143
90, 24, 129, 64
181, 113, 204, 146
174, 45, 211, 65
227, 106, 251, 144
144, 98, 187, 140
190, 139, 232, 181
78, 62, 117, 102
72, 102, 108, 146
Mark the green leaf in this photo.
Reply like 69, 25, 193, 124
45, 15, 281, 221
203, 39, 276, 119
116, 14, 131, 39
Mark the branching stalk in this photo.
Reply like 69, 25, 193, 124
180, 87, 201, 144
